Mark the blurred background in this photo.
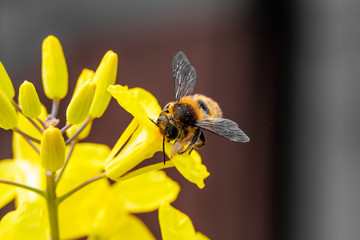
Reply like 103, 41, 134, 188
1, 0, 359, 239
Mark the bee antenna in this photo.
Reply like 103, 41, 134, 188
148, 117, 157, 125
162, 135, 166, 165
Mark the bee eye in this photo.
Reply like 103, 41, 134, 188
197, 100, 209, 114
167, 124, 179, 140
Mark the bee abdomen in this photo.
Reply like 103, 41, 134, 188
193, 94, 222, 118
196, 99, 209, 114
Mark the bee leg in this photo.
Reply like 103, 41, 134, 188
181, 129, 201, 154
194, 130, 206, 149
189, 130, 206, 154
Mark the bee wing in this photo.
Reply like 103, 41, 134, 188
173, 51, 197, 102
195, 118, 250, 142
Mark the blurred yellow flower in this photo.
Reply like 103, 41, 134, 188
0, 35, 211, 240
159, 203, 210, 240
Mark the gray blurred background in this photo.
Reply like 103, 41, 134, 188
0, 0, 359, 240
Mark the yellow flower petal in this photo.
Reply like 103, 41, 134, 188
0, 89, 18, 130
127, 87, 162, 120
105, 125, 162, 180
57, 143, 110, 239
19, 80, 42, 119
89, 193, 127, 239
0, 160, 17, 209
159, 203, 209, 240
0, 61, 15, 99
90, 194, 155, 240
112, 170, 180, 213
171, 150, 209, 189
0, 201, 49, 240
89, 51, 118, 118
14, 158, 46, 206
41, 35, 68, 100
12, 104, 47, 161
108, 85, 161, 126
105, 215, 156, 240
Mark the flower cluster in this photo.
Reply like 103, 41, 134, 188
0, 36, 210, 239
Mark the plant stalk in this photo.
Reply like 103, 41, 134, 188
46, 171, 60, 240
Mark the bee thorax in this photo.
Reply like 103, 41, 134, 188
173, 103, 197, 125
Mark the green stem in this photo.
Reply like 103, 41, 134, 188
51, 100, 59, 120
13, 127, 41, 143
12, 100, 44, 133
60, 123, 72, 133
55, 141, 76, 186
65, 117, 91, 144
0, 179, 45, 197
23, 137, 40, 154
46, 171, 60, 240
58, 173, 106, 204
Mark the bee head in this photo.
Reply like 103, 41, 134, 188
156, 114, 179, 140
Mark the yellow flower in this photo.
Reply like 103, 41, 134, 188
89, 50, 118, 119
0, 202, 48, 239
159, 203, 210, 240
89, 170, 179, 240
0, 61, 15, 100
106, 84, 210, 188
66, 80, 96, 124
2, 134, 180, 239
0, 35, 212, 240
40, 126, 66, 171
2, 116, 180, 239
18, 81, 42, 119
0, 89, 18, 130
65, 68, 95, 141
0, 160, 18, 209
41, 35, 68, 100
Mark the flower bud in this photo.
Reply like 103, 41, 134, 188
66, 119, 93, 141
66, 81, 96, 124
73, 69, 94, 97
0, 89, 18, 130
89, 51, 118, 118
19, 81, 42, 119
40, 126, 65, 171
41, 35, 68, 100
0, 61, 15, 100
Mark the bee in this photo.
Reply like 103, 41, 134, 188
155, 51, 250, 163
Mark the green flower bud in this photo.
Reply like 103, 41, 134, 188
0, 89, 18, 130
0, 61, 15, 99
66, 81, 96, 124
19, 81, 42, 118
89, 51, 118, 118
41, 35, 68, 100
40, 126, 65, 171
